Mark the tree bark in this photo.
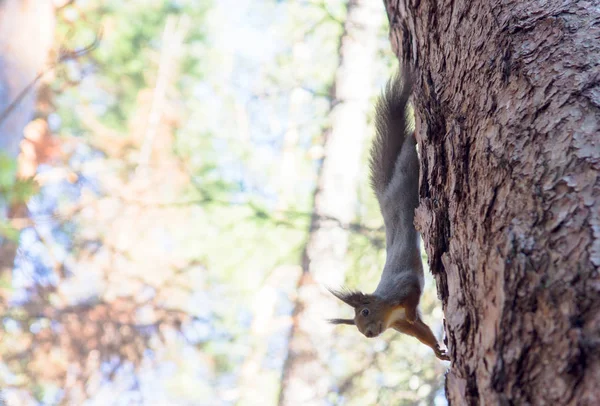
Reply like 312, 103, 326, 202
383, 1, 600, 404
278, 1, 381, 404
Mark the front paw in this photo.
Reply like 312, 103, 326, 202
435, 345, 450, 361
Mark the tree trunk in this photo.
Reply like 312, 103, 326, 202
0, 0, 55, 274
0, 0, 55, 156
384, 0, 600, 404
278, 0, 381, 404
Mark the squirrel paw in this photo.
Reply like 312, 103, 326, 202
435, 345, 450, 361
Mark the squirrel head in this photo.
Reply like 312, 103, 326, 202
328, 289, 401, 338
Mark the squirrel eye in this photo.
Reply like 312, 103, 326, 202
361, 308, 370, 317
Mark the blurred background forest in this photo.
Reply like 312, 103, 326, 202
0, 0, 449, 405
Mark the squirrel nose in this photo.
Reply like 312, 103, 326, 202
366, 330, 373, 338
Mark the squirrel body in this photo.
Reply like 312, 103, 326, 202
329, 70, 449, 361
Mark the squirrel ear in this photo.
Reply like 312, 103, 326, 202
328, 288, 372, 308
328, 318, 355, 325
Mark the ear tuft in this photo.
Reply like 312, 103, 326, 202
327, 318, 355, 325
327, 287, 373, 308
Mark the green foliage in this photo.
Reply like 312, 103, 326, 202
0, 152, 17, 189
0, 152, 37, 241
0, 221, 19, 242
55, 0, 209, 134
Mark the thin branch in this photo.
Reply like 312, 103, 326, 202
0, 30, 102, 127
55, 0, 77, 11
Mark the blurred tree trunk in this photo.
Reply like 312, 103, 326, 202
0, 0, 55, 274
0, 0, 55, 156
385, 0, 600, 404
278, 0, 381, 404
275, 84, 302, 212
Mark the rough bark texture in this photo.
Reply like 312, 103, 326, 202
278, 1, 381, 404
384, 0, 600, 404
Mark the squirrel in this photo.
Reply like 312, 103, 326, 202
328, 69, 449, 361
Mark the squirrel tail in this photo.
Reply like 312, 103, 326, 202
369, 69, 414, 201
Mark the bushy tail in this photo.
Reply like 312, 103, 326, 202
369, 70, 414, 201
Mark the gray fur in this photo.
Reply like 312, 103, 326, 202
371, 71, 424, 306
327, 71, 449, 360
328, 69, 423, 317
369, 70, 414, 203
